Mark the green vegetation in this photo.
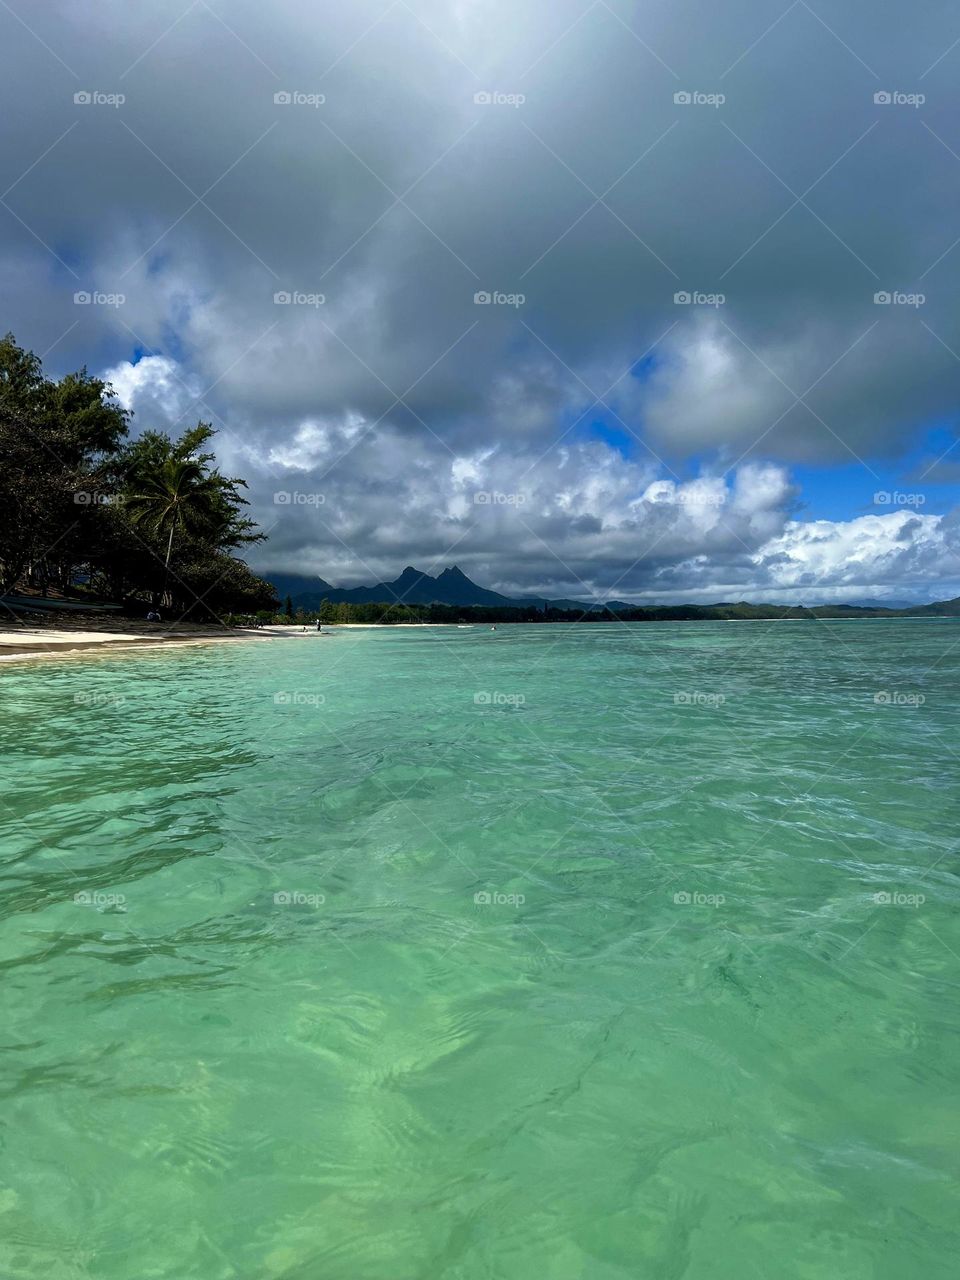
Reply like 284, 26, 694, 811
250, 598, 960, 626
0, 333, 276, 618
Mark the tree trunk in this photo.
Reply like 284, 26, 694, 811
161, 520, 176, 609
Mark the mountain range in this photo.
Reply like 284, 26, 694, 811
263, 565, 953, 616
264, 565, 621, 611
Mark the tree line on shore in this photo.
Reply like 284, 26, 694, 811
0, 334, 277, 617
243, 598, 930, 626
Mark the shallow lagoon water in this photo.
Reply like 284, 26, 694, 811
2, 621, 959, 1278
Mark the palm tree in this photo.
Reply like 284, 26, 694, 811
125, 456, 219, 605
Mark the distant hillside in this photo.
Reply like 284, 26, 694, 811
904, 597, 960, 617
266, 572, 336, 603
844, 598, 918, 611
265, 564, 597, 611
262, 565, 960, 620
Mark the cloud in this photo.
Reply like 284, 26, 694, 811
3, 0, 960, 599
102, 354, 200, 421
756, 510, 960, 595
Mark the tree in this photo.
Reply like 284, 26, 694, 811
125, 456, 216, 599
0, 335, 274, 617
0, 333, 127, 594
174, 544, 278, 618
121, 423, 265, 608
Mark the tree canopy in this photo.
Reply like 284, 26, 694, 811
0, 333, 276, 616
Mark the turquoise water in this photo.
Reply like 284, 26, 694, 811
2, 621, 959, 1278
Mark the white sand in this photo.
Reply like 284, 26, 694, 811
0, 619, 478, 664
0, 623, 277, 664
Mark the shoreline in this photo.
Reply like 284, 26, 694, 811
0, 625, 280, 665
0, 620, 462, 665
3, 613, 952, 666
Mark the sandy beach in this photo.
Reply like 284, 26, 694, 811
0, 619, 281, 664
0, 618, 472, 664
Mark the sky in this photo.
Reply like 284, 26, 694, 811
3, 0, 960, 604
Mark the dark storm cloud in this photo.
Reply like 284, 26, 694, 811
2, 0, 960, 598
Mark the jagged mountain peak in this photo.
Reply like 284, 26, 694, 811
266, 564, 602, 611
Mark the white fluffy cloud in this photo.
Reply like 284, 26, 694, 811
99, 346, 960, 603
103, 354, 201, 423
4, 0, 960, 600
756, 511, 960, 595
